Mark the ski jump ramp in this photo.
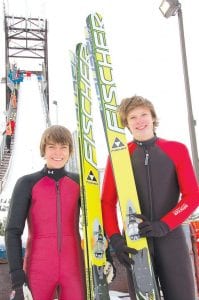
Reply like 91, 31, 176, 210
0, 75, 48, 220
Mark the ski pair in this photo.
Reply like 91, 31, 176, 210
71, 12, 160, 300
70, 44, 110, 300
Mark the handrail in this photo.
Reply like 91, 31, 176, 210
0, 135, 6, 162
0, 135, 14, 194
0, 152, 13, 193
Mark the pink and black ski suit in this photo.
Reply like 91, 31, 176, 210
5, 166, 86, 300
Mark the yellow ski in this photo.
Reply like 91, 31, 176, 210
70, 43, 110, 300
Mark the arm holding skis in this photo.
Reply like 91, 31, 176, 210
109, 233, 137, 268
101, 157, 121, 237
135, 214, 170, 238
101, 158, 137, 268
135, 142, 199, 238
158, 141, 199, 230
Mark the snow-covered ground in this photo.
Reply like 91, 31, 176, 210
109, 291, 130, 299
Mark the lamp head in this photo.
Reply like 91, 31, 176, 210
159, 0, 181, 18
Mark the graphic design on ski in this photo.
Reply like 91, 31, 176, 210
70, 44, 110, 300
85, 12, 160, 300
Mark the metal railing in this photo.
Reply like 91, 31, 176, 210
0, 135, 6, 163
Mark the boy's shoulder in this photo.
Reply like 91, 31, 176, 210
157, 137, 187, 151
156, 138, 190, 161
66, 171, 80, 184
16, 169, 44, 186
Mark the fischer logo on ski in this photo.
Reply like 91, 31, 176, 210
111, 138, 125, 151
87, 170, 98, 184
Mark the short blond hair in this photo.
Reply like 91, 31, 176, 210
40, 125, 73, 157
118, 95, 159, 130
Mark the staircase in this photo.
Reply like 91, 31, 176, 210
0, 137, 14, 187
0, 152, 11, 181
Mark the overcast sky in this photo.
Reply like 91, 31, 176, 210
0, 0, 199, 168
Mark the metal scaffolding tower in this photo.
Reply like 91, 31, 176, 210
4, 15, 49, 108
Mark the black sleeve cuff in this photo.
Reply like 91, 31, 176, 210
10, 269, 26, 289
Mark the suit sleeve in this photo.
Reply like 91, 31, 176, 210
5, 176, 31, 274
101, 157, 121, 238
161, 143, 199, 229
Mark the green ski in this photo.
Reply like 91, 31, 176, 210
70, 43, 110, 300
86, 12, 160, 300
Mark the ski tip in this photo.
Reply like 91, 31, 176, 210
86, 12, 103, 24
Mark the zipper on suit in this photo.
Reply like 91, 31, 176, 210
144, 151, 149, 166
56, 181, 62, 253
144, 147, 153, 220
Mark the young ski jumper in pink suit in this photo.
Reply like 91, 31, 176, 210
5, 125, 86, 300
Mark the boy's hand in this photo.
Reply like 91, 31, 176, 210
135, 214, 170, 237
110, 233, 137, 269
10, 284, 33, 300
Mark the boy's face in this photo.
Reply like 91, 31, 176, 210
127, 106, 154, 141
44, 142, 70, 169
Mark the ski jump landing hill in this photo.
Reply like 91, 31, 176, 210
0, 75, 48, 233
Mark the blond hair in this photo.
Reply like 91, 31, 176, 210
40, 125, 73, 157
118, 95, 159, 130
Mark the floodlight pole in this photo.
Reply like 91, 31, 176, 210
176, 7, 199, 180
